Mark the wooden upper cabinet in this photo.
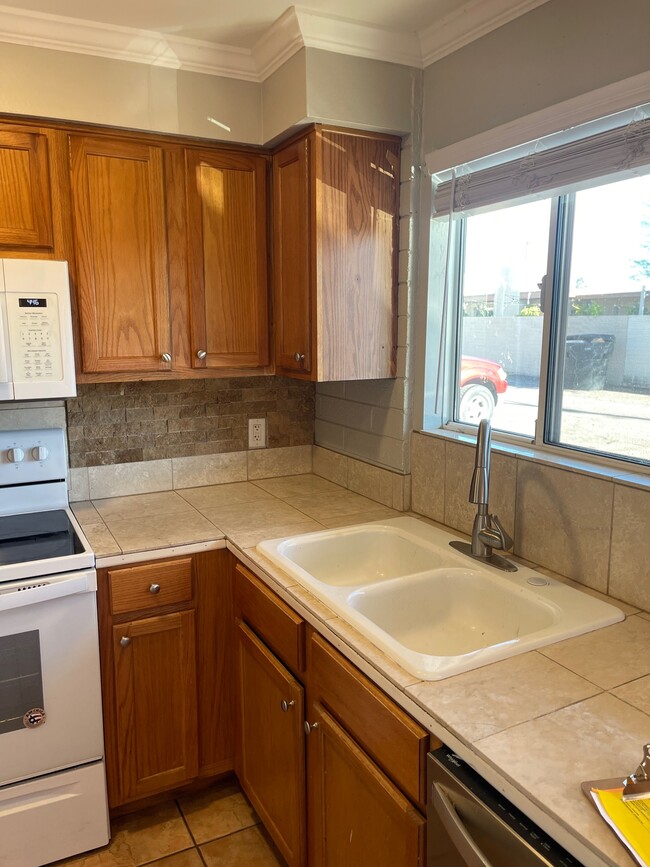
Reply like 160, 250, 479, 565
272, 137, 313, 376
185, 149, 269, 371
69, 135, 172, 373
0, 125, 54, 250
272, 126, 400, 382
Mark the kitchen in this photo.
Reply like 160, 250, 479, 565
0, 0, 649, 865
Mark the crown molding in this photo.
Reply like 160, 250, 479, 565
420, 0, 551, 67
0, 1, 553, 81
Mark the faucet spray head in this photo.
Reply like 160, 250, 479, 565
469, 419, 491, 505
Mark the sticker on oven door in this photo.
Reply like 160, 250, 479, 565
23, 707, 46, 728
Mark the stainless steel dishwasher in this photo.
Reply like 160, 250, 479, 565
427, 747, 584, 866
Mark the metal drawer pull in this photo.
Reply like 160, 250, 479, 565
120, 636, 131, 648
280, 699, 295, 712
294, 352, 305, 362
304, 721, 319, 735
161, 353, 172, 362
149, 583, 161, 594
196, 349, 207, 359
432, 782, 492, 867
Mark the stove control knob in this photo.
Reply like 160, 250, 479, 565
7, 447, 25, 463
31, 446, 49, 461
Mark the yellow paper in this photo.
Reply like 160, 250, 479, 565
590, 786, 650, 866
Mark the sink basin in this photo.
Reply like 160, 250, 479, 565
257, 517, 624, 680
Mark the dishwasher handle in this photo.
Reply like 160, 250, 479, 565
432, 782, 494, 867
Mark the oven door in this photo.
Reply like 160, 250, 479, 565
0, 569, 104, 786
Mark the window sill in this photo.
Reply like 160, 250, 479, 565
417, 426, 650, 493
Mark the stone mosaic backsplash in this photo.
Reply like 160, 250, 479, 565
66, 377, 315, 468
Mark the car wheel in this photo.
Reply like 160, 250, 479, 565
458, 384, 496, 423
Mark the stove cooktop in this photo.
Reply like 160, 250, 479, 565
0, 510, 85, 567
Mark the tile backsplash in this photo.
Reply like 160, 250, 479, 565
410, 431, 650, 613
66, 377, 315, 468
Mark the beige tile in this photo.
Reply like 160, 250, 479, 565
80, 521, 122, 557
640, 611, 650, 621
611, 674, 650, 716
281, 490, 388, 522
59, 801, 193, 866
200, 825, 283, 867
172, 451, 248, 489
609, 484, 650, 612
226, 519, 323, 550
92, 491, 191, 521
535, 565, 640, 615
539, 615, 650, 689
444, 441, 517, 537
199, 500, 309, 534
312, 445, 348, 487
88, 459, 172, 499
392, 472, 411, 512
347, 458, 395, 508
287, 584, 338, 621
102, 511, 222, 554
178, 782, 259, 845
318, 507, 402, 528
239, 550, 309, 590
252, 473, 343, 498
247, 445, 312, 479
410, 432, 445, 523
69, 466, 90, 502
475, 694, 649, 867
515, 460, 613, 592
178, 482, 276, 512
149, 852, 203, 867
71, 500, 101, 522
407, 652, 600, 742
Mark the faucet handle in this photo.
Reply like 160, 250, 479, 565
488, 514, 513, 551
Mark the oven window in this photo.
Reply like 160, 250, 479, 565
0, 631, 44, 734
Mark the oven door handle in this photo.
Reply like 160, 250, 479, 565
432, 782, 494, 867
0, 572, 94, 612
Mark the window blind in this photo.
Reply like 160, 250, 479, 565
432, 106, 650, 216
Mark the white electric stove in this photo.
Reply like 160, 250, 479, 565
0, 428, 109, 867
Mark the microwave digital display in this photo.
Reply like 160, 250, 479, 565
18, 299, 47, 308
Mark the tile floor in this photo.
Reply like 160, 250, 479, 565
54, 779, 286, 867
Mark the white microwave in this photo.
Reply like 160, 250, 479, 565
0, 259, 76, 400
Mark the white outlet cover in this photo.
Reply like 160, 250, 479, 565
248, 418, 267, 449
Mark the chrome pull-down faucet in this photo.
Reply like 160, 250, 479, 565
450, 419, 517, 572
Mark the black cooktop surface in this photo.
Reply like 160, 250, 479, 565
0, 510, 84, 566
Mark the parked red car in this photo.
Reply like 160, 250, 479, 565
458, 356, 508, 423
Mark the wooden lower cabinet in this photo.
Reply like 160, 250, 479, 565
307, 702, 426, 867
98, 550, 234, 809
235, 620, 306, 867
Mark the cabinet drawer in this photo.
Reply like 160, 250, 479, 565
235, 563, 305, 674
109, 557, 193, 615
309, 632, 430, 809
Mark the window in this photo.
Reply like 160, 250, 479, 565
423, 108, 650, 468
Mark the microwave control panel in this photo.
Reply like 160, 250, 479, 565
6, 293, 63, 382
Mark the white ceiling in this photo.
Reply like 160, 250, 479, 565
0, 0, 551, 79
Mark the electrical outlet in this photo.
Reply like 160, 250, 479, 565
248, 418, 267, 449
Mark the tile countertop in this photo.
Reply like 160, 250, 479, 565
71, 474, 650, 867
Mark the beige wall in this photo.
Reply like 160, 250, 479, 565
423, 0, 650, 154
262, 49, 308, 143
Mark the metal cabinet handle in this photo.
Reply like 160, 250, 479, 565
432, 782, 493, 867
120, 636, 131, 648
196, 349, 207, 359
161, 353, 172, 363
294, 352, 305, 363
280, 699, 295, 713
304, 721, 319, 735
149, 583, 161, 594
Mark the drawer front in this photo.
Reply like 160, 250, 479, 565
109, 557, 193, 615
309, 632, 430, 808
235, 563, 305, 674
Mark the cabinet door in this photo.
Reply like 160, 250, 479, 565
272, 136, 313, 377
236, 620, 306, 867
185, 149, 269, 370
113, 611, 198, 803
70, 135, 172, 373
308, 702, 425, 867
0, 125, 54, 249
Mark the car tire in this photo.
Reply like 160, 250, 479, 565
458, 384, 496, 423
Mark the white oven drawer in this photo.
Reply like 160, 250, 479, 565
0, 570, 104, 786
0, 760, 109, 867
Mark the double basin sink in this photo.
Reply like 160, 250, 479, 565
257, 517, 624, 680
